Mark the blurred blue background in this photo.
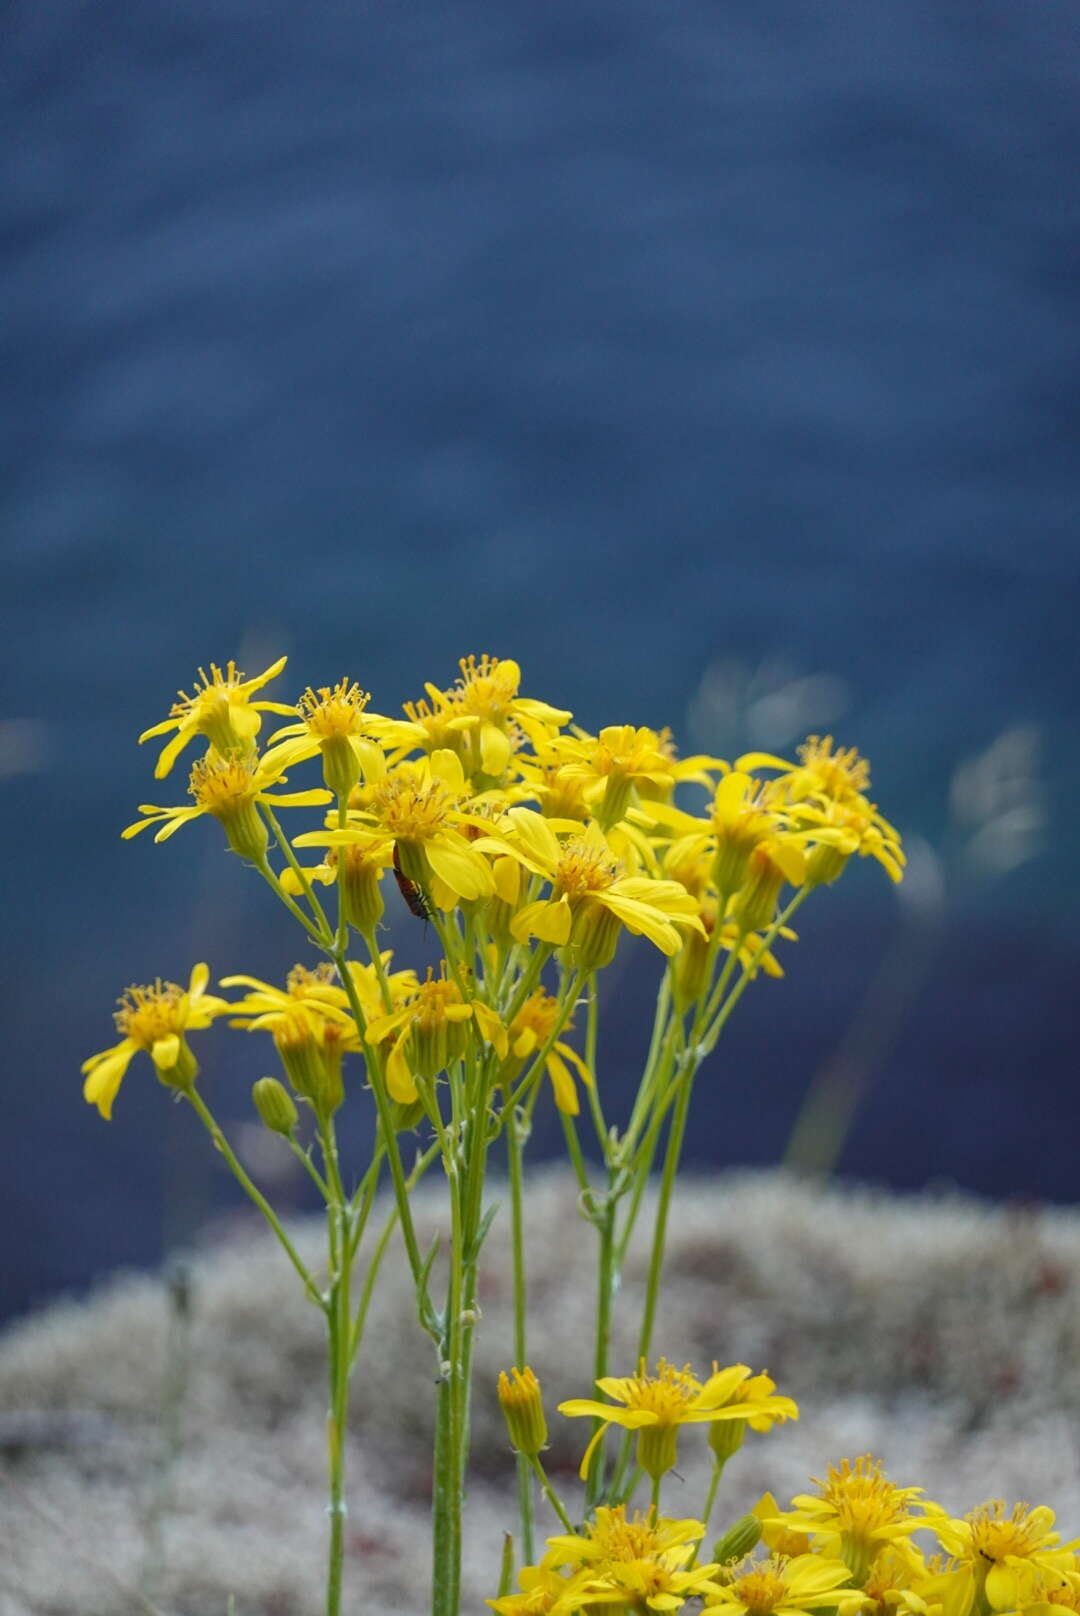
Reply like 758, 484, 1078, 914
4, 0, 1079, 1321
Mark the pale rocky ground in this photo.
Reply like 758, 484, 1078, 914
3, 1169, 1080, 1616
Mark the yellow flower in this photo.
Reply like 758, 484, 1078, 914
558, 1358, 798, 1482
737, 736, 873, 806
501, 990, 594, 1115
858, 1545, 934, 1616
635, 774, 807, 910
296, 752, 498, 906
546, 1507, 724, 1612
708, 1369, 793, 1465
223, 964, 361, 1113
123, 753, 332, 858
82, 964, 229, 1119
486, 1553, 594, 1616
734, 738, 903, 885
343, 955, 420, 1025
259, 680, 388, 798
925, 1503, 1077, 1616
383, 655, 571, 780
793, 796, 905, 885
705, 1553, 866, 1616
280, 839, 393, 936
753, 1495, 811, 1560
221, 962, 355, 1022
477, 810, 704, 970
138, 656, 294, 778
364, 965, 508, 1104
547, 723, 722, 827
769, 1458, 929, 1584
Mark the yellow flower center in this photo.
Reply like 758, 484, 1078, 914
298, 680, 370, 738
815, 1457, 915, 1540
555, 838, 621, 899
969, 1503, 1052, 1562
410, 973, 466, 1031
711, 793, 776, 849
286, 963, 339, 996
593, 725, 668, 780
797, 736, 871, 799
402, 693, 466, 749
618, 1359, 701, 1425
168, 661, 248, 721
511, 991, 562, 1044
189, 755, 260, 814
453, 653, 518, 719
587, 1509, 666, 1564
370, 768, 452, 841
734, 1565, 790, 1615
114, 981, 186, 1046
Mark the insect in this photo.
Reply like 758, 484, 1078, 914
392, 844, 433, 922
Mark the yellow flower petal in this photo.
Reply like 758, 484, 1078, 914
150, 1033, 181, 1070
512, 897, 572, 946
425, 836, 496, 900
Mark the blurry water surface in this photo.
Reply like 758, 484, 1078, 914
4, 0, 1079, 1317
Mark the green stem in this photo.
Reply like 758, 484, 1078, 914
584, 1197, 616, 1511
636, 1062, 693, 1367
582, 978, 610, 1160
333, 947, 438, 1340
696, 1460, 724, 1558
254, 854, 329, 947
321, 1111, 350, 1616
349, 1141, 440, 1364
362, 931, 396, 1013
505, 972, 583, 1114
530, 1455, 576, 1533
507, 1106, 535, 1564
184, 1089, 324, 1312
261, 805, 333, 939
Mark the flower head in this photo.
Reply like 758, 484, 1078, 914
260, 680, 387, 798
546, 1506, 724, 1612
138, 657, 294, 778
501, 990, 593, 1115
705, 1553, 865, 1616
477, 810, 704, 971
769, 1457, 928, 1583
486, 1554, 592, 1616
364, 965, 507, 1104
925, 1502, 1078, 1616
124, 753, 331, 858
558, 1358, 798, 1482
298, 753, 498, 906
82, 964, 229, 1119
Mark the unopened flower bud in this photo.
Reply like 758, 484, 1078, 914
497, 1366, 548, 1457
713, 1513, 762, 1566
252, 1076, 298, 1136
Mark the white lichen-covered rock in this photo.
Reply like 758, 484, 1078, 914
2, 1168, 1079, 1615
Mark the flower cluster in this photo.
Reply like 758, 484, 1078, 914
82, 650, 909, 1616
491, 1369, 1080, 1616
87, 652, 902, 1120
